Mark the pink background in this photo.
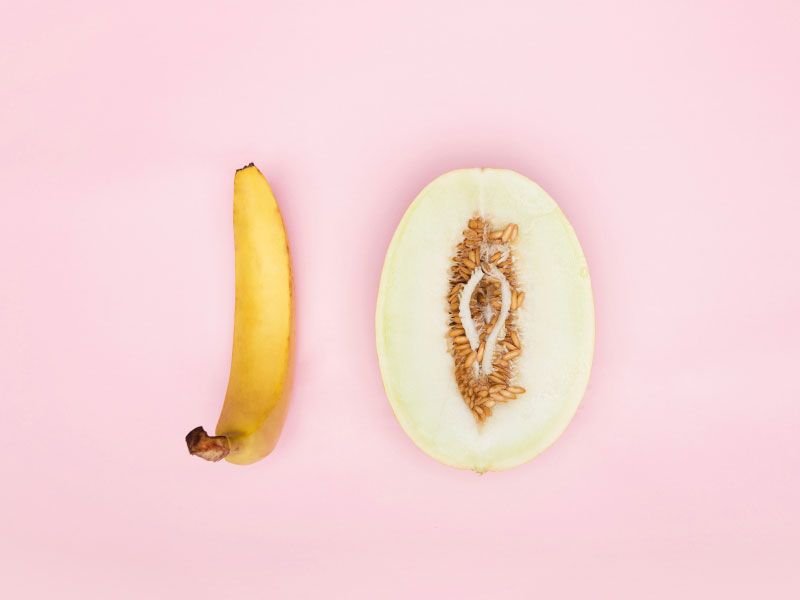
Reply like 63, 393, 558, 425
2, 1, 799, 598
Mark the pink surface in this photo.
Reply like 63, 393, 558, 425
2, 1, 799, 598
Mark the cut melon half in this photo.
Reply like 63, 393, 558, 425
375, 168, 594, 472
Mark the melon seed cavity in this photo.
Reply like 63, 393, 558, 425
447, 216, 526, 422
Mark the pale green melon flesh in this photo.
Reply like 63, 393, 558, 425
376, 168, 594, 472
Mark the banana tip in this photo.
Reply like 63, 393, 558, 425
186, 426, 230, 462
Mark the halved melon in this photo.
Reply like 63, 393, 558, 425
376, 168, 594, 472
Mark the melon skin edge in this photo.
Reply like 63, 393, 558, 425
376, 168, 595, 472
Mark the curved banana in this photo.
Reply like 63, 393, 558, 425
186, 164, 293, 465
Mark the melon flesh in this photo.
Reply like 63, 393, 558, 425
375, 168, 594, 472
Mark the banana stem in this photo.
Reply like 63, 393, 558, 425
185, 426, 230, 462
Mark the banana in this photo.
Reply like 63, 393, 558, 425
186, 164, 292, 465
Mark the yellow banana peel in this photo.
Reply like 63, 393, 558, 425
186, 164, 292, 465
